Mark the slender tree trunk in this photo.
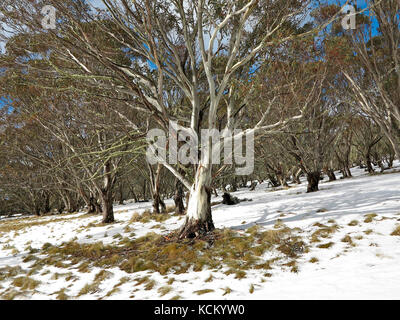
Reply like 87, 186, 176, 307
101, 190, 114, 223
345, 166, 352, 177
100, 162, 115, 223
34, 204, 41, 216
307, 171, 320, 193
231, 178, 238, 192
150, 164, 166, 214
42, 192, 51, 214
174, 180, 185, 215
292, 168, 302, 184
118, 185, 125, 205
366, 152, 374, 173
87, 194, 97, 214
268, 174, 280, 187
277, 173, 289, 187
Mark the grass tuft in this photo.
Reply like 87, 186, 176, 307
364, 213, 377, 223
194, 289, 214, 296
317, 242, 334, 249
391, 225, 400, 236
12, 276, 41, 290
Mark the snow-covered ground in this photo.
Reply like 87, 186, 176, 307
1, 163, 400, 300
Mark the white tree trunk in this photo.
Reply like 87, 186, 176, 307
179, 163, 214, 238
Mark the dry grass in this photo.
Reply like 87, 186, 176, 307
0, 289, 21, 300
222, 287, 232, 296
348, 220, 359, 226
129, 210, 172, 224
309, 257, 319, 263
0, 266, 25, 281
205, 274, 213, 282
12, 276, 41, 290
310, 224, 339, 243
317, 242, 334, 249
391, 225, 400, 236
249, 284, 255, 294
55, 288, 69, 300
158, 286, 173, 297
341, 235, 354, 245
35, 226, 307, 279
78, 270, 112, 296
0, 213, 93, 233
194, 289, 214, 295
364, 213, 378, 223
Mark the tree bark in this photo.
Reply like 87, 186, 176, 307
100, 190, 114, 223
100, 162, 115, 223
268, 174, 280, 187
326, 169, 336, 182
307, 171, 320, 193
173, 180, 185, 215
366, 152, 374, 173
149, 164, 166, 214
87, 194, 97, 214
178, 165, 215, 239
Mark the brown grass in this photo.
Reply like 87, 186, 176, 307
364, 213, 377, 223
194, 289, 214, 295
391, 225, 400, 236
310, 224, 339, 243
317, 242, 334, 249
348, 220, 359, 226
12, 276, 41, 290
35, 226, 307, 279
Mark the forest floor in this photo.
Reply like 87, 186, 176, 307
1, 163, 400, 300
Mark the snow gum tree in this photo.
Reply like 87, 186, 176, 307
0, 0, 349, 237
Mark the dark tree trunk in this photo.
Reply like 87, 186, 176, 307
249, 181, 257, 191
213, 188, 218, 197
307, 171, 320, 193
87, 194, 97, 214
388, 154, 394, 168
173, 181, 185, 215
231, 178, 238, 192
34, 205, 41, 217
327, 169, 336, 182
101, 191, 114, 223
366, 154, 374, 173
268, 174, 279, 187
149, 163, 166, 214
345, 166, 352, 177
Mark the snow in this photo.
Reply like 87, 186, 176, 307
1, 163, 400, 300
